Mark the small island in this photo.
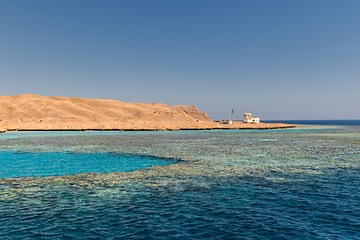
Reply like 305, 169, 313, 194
0, 94, 295, 132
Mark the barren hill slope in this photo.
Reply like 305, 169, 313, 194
0, 94, 212, 130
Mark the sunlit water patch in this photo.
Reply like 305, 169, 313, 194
0, 151, 179, 178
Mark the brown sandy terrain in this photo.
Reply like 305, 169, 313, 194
0, 94, 294, 132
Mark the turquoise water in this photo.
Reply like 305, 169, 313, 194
0, 151, 178, 178
0, 126, 359, 239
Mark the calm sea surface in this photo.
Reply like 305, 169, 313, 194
0, 121, 359, 239
264, 119, 360, 126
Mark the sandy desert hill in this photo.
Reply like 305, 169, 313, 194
0, 94, 213, 130
0, 94, 294, 131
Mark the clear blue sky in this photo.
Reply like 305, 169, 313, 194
1, 0, 359, 120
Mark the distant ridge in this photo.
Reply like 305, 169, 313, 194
0, 94, 213, 130
0, 94, 294, 131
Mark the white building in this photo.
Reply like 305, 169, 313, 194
243, 112, 260, 123
220, 119, 233, 124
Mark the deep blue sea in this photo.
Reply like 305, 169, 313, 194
0, 121, 359, 239
264, 119, 360, 126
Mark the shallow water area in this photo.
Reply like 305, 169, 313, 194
0, 151, 178, 178
0, 126, 359, 239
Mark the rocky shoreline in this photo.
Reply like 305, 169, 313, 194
0, 123, 295, 133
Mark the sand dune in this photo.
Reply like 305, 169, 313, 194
0, 94, 294, 131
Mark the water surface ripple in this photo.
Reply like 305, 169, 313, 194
0, 127, 359, 239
